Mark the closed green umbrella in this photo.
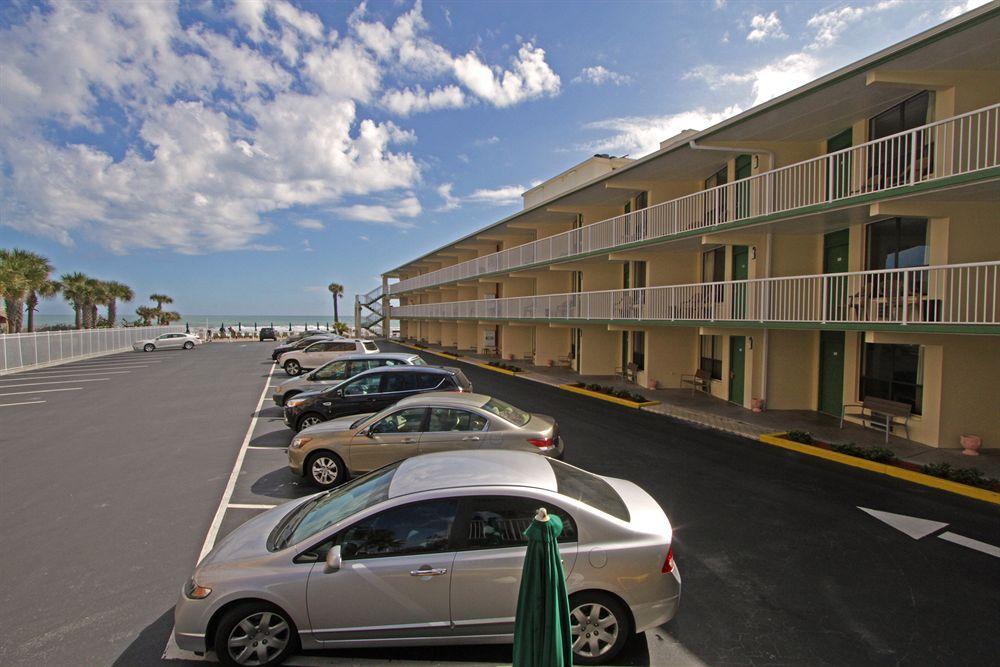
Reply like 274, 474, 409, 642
513, 508, 573, 667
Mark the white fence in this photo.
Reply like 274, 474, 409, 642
390, 103, 1000, 295
0, 325, 184, 375
394, 262, 1000, 329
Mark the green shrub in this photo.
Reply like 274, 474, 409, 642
785, 430, 815, 444
832, 443, 897, 463
920, 462, 995, 488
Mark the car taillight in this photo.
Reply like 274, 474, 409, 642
661, 545, 674, 574
527, 437, 554, 449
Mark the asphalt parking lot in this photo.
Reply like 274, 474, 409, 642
1, 341, 998, 666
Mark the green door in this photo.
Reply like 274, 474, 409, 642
729, 336, 746, 406
735, 154, 752, 219
818, 331, 845, 415
731, 245, 748, 319
826, 128, 852, 200
824, 230, 849, 320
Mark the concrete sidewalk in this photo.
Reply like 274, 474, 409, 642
400, 340, 1000, 480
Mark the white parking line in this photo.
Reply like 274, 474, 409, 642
196, 362, 277, 563
0, 400, 46, 408
0, 387, 82, 397
227, 503, 278, 510
0, 378, 109, 389
0, 371, 132, 381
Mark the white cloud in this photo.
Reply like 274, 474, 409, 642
806, 1, 902, 49
573, 65, 632, 86
714, 0, 727, 8
465, 185, 524, 206
453, 42, 561, 108
684, 51, 821, 106
336, 196, 423, 227
475, 135, 501, 146
0, 0, 561, 254
359, 235, 370, 241
295, 219, 325, 230
939, 0, 990, 20
381, 85, 466, 115
581, 106, 743, 157
747, 12, 787, 42
436, 183, 461, 211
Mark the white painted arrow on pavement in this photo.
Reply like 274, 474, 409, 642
859, 507, 999, 558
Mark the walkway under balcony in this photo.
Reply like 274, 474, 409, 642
390, 103, 999, 296
396, 339, 1000, 477
394, 261, 1000, 334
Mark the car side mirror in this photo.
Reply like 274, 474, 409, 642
324, 545, 342, 573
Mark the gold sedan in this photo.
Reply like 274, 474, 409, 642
287, 391, 564, 488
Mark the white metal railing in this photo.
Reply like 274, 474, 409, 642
361, 285, 383, 305
393, 262, 1000, 329
390, 104, 1000, 295
0, 325, 184, 375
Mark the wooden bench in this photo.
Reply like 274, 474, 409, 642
680, 368, 711, 393
840, 396, 911, 443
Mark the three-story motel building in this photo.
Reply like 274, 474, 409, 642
359, 6, 1000, 450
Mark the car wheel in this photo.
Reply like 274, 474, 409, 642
569, 592, 632, 665
284, 360, 301, 376
143, 343, 155, 352
305, 451, 346, 489
183, 341, 194, 350
296, 413, 324, 432
214, 602, 297, 667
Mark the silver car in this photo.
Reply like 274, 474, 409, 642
132, 332, 201, 352
174, 451, 680, 666
288, 391, 565, 488
271, 353, 424, 406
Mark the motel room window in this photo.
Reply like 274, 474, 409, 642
631, 331, 645, 371
869, 91, 930, 141
702, 247, 726, 303
866, 217, 929, 270
859, 343, 924, 415
700, 335, 722, 381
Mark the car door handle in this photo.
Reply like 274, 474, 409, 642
401, 437, 418, 443
462, 435, 481, 441
410, 567, 448, 577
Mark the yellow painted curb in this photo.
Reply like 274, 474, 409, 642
759, 433, 1000, 506
394, 342, 522, 375
558, 384, 660, 409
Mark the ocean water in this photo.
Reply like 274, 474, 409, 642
31, 314, 345, 332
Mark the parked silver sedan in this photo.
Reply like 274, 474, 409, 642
174, 451, 680, 666
271, 352, 424, 406
132, 332, 201, 352
288, 392, 564, 488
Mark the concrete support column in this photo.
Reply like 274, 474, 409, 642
380, 276, 391, 337
500, 324, 533, 361
534, 326, 571, 366
354, 296, 361, 338
456, 322, 477, 351
578, 326, 619, 375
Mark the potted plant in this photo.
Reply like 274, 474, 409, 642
751, 398, 765, 412
960, 434, 982, 456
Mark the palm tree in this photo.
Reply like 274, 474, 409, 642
26, 278, 60, 333
104, 281, 134, 327
59, 272, 91, 329
158, 310, 181, 325
85, 278, 108, 328
149, 293, 173, 310
135, 305, 158, 326
328, 282, 344, 324
0, 249, 30, 332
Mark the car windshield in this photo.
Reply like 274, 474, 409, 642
548, 459, 630, 522
276, 463, 400, 548
480, 397, 530, 426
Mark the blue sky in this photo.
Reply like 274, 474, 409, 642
0, 0, 986, 317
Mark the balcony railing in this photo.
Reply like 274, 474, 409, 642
391, 104, 999, 295
393, 262, 1000, 329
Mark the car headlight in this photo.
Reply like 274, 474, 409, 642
286, 397, 306, 408
290, 436, 313, 449
184, 578, 212, 600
